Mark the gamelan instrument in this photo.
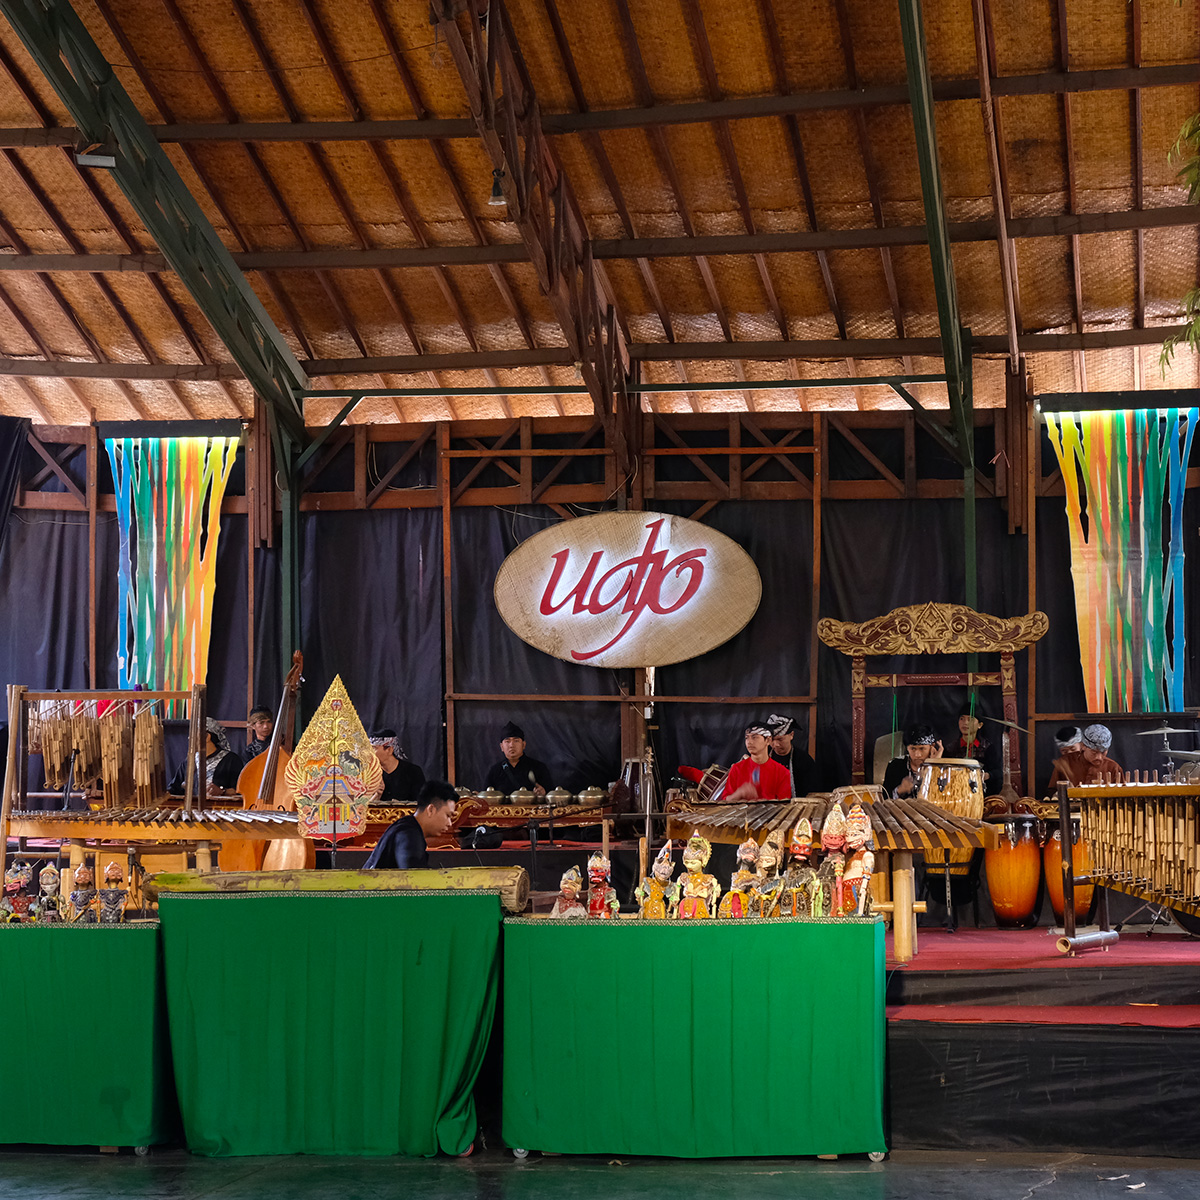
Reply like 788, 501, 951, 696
916, 758, 985, 878
1068, 779, 1200, 922
983, 815, 1042, 928
227, 651, 314, 871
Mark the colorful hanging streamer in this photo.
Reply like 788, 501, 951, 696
1045, 408, 1196, 713
106, 437, 239, 697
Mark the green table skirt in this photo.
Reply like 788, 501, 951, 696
0, 923, 173, 1147
158, 891, 500, 1156
503, 917, 886, 1158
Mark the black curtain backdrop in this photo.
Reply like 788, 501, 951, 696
5, 454, 1200, 795
0, 417, 26, 559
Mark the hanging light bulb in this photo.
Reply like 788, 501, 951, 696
488, 168, 506, 207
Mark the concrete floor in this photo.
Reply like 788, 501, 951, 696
2, 1149, 1200, 1200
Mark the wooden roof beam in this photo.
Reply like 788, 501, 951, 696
1132, 0, 1146, 390
0, 64, 1196, 147
0, 326, 1189, 381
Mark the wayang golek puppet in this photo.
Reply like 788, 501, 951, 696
586, 851, 620, 919
635, 841, 680, 919
676, 833, 721, 919
718, 838, 760, 919
548, 865, 588, 919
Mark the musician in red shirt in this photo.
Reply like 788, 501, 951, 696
725, 722, 794, 802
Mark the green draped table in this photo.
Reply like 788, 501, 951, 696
158, 891, 500, 1157
503, 916, 886, 1158
0, 923, 173, 1148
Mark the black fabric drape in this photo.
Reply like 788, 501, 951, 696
0, 416, 27, 558
450, 507, 620, 792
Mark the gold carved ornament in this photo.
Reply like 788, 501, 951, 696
818, 602, 1048, 657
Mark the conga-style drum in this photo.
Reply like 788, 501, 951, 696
697, 764, 728, 804
917, 758, 985, 877
984, 816, 1042, 928
1043, 816, 1094, 922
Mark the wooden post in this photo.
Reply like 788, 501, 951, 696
0, 685, 24, 881
810, 414, 822, 764
86, 425, 98, 689
892, 849, 916, 963
1026, 384, 1039, 793
195, 840, 213, 873
602, 818, 610, 862
638, 835, 648, 884
439, 423, 456, 783
1058, 781, 1075, 940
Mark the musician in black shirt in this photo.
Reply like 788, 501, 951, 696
364, 780, 458, 869
369, 728, 426, 806
484, 721, 552, 799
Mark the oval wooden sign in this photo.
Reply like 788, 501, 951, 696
494, 511, 762, 669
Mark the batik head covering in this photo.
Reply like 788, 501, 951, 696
906, 725, 938, 747
745, 722, 773, 739
1055, 725, 1083, 752
1082, 723, 1112, 753
766, 713, 795, 738
205, 717, 232, 756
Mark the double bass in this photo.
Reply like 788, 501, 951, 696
223, 652, 315, 871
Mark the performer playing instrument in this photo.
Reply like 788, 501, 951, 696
726, 722, 793, 802
948, 706, 999, 785
363, 780, 458, 869
369, 728, 426, 806
168, 718, 243, 797
881, 725, 943, 799
1046, 725, 1087, 790
484, 721, 552, 798
1074, 723, 1123, 784
766, 713, 820, 796
244, 706, 274, 760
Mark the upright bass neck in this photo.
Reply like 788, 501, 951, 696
256, 650, 303, 808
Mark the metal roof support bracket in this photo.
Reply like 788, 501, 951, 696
0, 0, 309, 445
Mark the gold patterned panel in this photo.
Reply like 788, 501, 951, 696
818, 602, 1048, 656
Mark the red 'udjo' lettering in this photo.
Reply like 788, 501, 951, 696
538, 518, 707, 659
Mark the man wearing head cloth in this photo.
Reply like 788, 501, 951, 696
881, 724, 944, 799
766, 713, 820, 796
369, 729, 426, 806
725, 721, 794, 802
1075, 723, 1122, 786
484, 721, 553, 799
1046, 725, 1087, 791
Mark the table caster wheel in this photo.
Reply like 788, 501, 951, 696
134, 1147, 150, 1158
868, 1151, 887, 1162
513, 1148, 529, 1159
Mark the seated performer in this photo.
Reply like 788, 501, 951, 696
369, 728, 426, 805
766, 713, 820, 796
948, 706, 999, 784
726, 722, 793, 802
881, 725, 943, 799
1075, 723, 1123, 785
363, 780, 458, 870
168, 718, 243, 797
484, 721, 552, 798
244, 706, 274, 759
1046, 725, 1086, 791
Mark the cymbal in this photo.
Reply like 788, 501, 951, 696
1163, 748, 1200, 761
1136, 725, 1194, 735
983, 715, 1030, 734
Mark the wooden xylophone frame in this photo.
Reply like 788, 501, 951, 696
1060, 780, 1200, 953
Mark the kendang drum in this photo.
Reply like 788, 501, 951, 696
831, 783, 884, 807
984, 815, 1042, 928
917, 758, 985, 878
1043, 815, 1094, 923
696, 764, 729, 804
